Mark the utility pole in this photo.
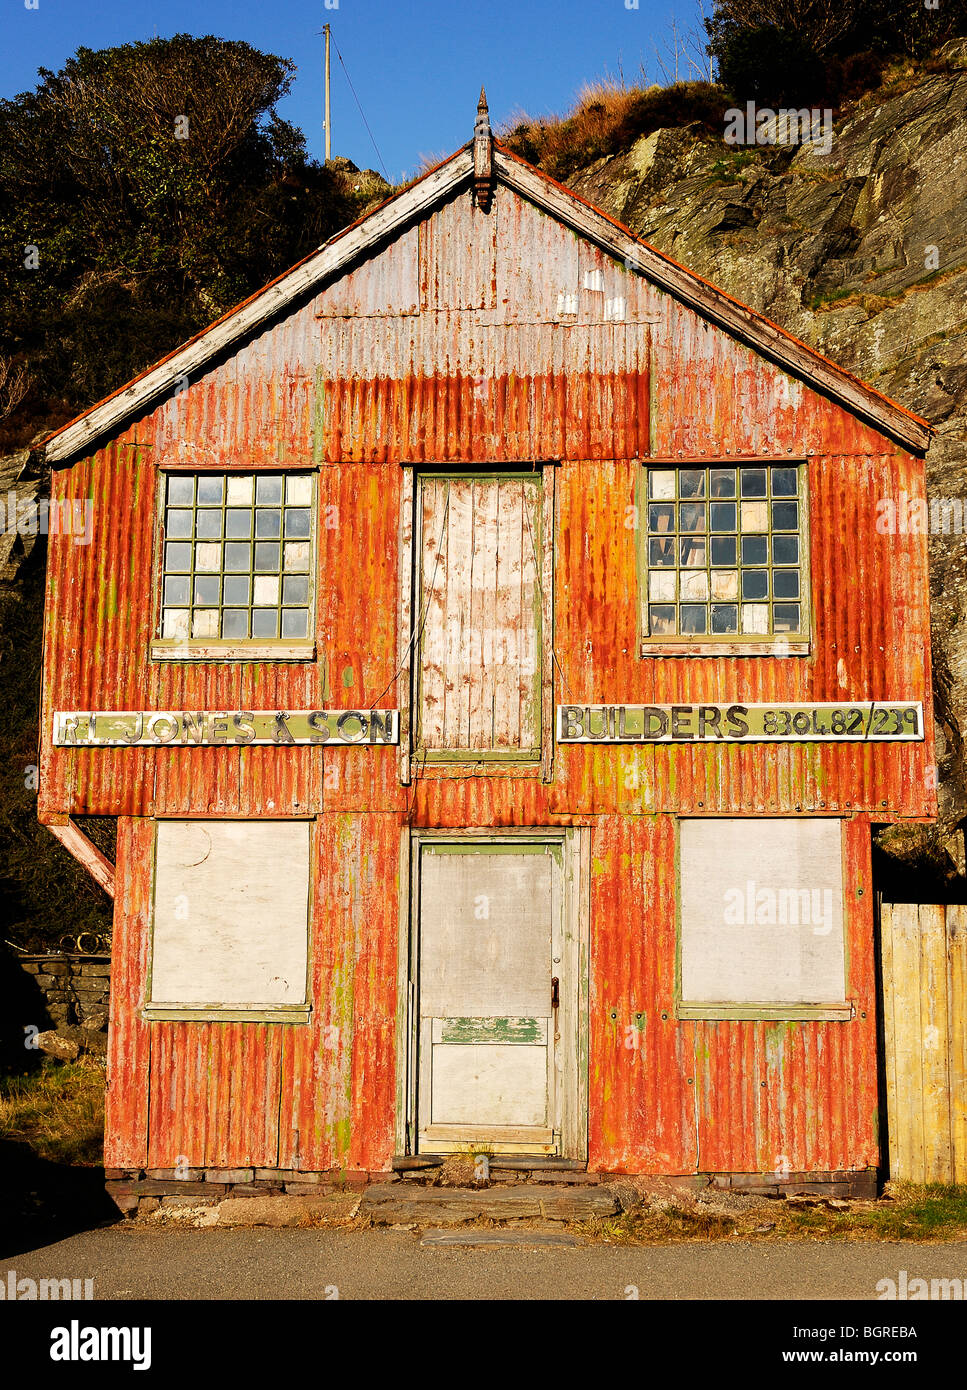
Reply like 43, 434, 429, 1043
323, 23, 331, 161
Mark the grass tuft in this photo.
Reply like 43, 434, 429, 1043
0, 1054, 105, 1166
583, 1181, 967, 1245
499, 78, 731, 182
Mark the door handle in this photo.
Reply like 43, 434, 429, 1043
551, 976, 559, 1010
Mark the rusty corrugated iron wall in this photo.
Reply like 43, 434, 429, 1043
53, 179, 933, 1175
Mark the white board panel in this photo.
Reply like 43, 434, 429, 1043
680, 818, 845, 1004
431, 1044, 548, 1127
151, 820, 310, 1005
419, 850, 552, 1017
417, 476, 542, 754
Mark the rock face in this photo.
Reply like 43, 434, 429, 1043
568, 44, 967, 865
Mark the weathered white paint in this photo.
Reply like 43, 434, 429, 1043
679, 817, 846, 1008
149, 820, 310, 1008
420, 850, 551, 1016
417, 476, 542, 757
418, 844, 557, 1149
430, 1044, 548, 1127
42, 145, 931, 464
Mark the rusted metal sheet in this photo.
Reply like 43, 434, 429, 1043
588, 814, 697, 1173
107, 814, 400, 1172
420, 191, 496, 311
103, 817, 152, 1167
41, 445, 934, 822
652, 290, 905, 459
587, 814, 877, 1174
692, 817, 878, 1172
317, 222, 420, 317
280, 812, 401, 1173
44, 161, 935, 1179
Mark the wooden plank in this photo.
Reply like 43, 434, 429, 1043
948, 906, 967, 1182
519, 478, 543, 752
469, 479, 499, 751
890, 903, 925, 1181
419, 850, 551, 1017
150, 821, 310, 1007
430, 1044, 549, 1127
918, 904, 951, 1182
679, 819, 846, 1007
494, 479, 522, 751
43, 816, 116, 897
423, 1124, 555, 1144
417, 478, 448, 751
443, 481, 473, 752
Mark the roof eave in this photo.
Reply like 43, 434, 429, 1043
43, 147, 475, 466
494, 146, 933, 455
42, 138, 932, 464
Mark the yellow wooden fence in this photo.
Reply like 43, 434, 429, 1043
881, 903, 967, 1183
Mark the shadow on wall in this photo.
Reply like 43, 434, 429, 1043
872, 828, 967, 905
0, 949, 117, 1256
0, 943, 50, 1075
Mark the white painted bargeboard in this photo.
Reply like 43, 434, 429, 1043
150, 820, 310, 1006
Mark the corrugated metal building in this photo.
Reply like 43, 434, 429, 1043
38, 98, 935, 1196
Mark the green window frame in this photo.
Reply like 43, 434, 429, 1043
152, 471, 316, 661
639, 462, 809, 654
413, 470, 547, 762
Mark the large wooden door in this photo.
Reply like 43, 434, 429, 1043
416, 840, 564, 1154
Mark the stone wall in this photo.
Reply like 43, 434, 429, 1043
17, 954, 110, 1029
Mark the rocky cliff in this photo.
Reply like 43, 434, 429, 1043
567, 42, 967, 878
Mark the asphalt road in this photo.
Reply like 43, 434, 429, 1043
4, 1225, 967, 1300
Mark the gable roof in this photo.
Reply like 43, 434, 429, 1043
42, 139, 932, 464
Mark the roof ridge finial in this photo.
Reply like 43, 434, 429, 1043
473, 85, 494, 212
475, 86, 490, 139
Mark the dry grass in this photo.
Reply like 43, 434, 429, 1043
583, 1181, 967, 1245
499, 78, 731, 181
0, 1055, 105, 1166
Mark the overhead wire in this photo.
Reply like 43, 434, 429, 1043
332, 40, 392, 184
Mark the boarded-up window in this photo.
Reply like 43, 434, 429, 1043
679, 818, 846, 1017
147, 820, 310, 1019
416, 475, 543, 759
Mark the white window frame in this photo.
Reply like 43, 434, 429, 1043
639, 460, 811, 658
144, 818, 313, 1023
150, 469, 317, 663
676, 817, 850, 1021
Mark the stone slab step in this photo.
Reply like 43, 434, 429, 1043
360, 1184, 619, 1225
420, 1228, 584, 1248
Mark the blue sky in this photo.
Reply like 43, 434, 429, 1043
3, 0, 711, 182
